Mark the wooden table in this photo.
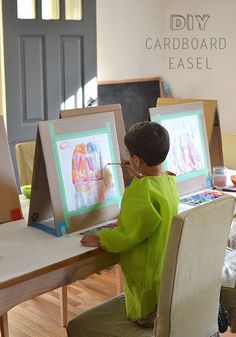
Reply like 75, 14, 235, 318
0, 216, 119, 337
2, 171, 236, 337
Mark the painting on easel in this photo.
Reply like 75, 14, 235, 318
60, 104, 130, 187
54, 129, 120, 213
161, 113, 205, 176
29, 111, 124, 236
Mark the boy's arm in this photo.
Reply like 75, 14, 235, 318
98, 198, 162, 253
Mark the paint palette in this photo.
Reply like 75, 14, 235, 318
180, 190, 225, 206
79, 222, 117, 235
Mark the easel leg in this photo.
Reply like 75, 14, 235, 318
0, 313, 9, 337
59, 286, 67, 327
115, 264, 123, 295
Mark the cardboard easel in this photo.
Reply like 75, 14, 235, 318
28, 111, 124, 236
0, 116, 22, 223
60, 104, 130, 186
156, 98, 224, 168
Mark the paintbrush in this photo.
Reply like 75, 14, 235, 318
106, 162, 130, 167
106, 162, 143, 178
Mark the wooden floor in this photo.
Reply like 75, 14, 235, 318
224, 332, 236, 337
2, 267, 236, 337
5, 268, 117, 337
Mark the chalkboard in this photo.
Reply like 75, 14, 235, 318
98, 78, 162, 130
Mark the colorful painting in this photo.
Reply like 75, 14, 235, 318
161, 114, 205, 176
54, 130, 119, 213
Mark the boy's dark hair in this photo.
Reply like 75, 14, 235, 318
124, 121, 170, 166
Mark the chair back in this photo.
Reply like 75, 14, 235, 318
15, 141, 36, 186
155, 195, 235, 337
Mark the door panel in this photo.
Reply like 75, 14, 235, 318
20, 35, 46, 122
61, 36, 83, 109
2, 0, 97, 185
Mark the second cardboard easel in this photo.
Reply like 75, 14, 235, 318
156, 98, 223, 168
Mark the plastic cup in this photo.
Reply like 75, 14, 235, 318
212, 166, 227, 190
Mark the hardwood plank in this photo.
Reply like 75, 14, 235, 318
221, 330, 236, 336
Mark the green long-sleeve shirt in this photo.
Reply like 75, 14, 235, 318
98, 174, 179, 319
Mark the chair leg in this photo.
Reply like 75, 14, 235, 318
59, 286, 67, 327
0, 313, 9, 337
115, 264, 123, 295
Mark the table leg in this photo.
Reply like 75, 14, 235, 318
0, 313, 9, 337
115, 264, 123, 295
59, 286, 67, 327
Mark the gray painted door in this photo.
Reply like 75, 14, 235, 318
2, 0, 97, 183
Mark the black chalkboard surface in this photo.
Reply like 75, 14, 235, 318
98, 78, 162, 130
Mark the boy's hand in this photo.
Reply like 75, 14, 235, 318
80, 234, 100, 247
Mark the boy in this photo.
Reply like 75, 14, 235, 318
81, 121, 179, 328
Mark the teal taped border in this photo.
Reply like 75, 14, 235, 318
55, 220, 67, 236
31, 220, 67, 237
31, 223, 57, 236
151, 109, 208, 181
105, 122, 121, 206
49, 123, 70, 229
48, 122, 121, 232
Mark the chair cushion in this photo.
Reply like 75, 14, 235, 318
67, 295, 154, 337
15, 141, 35, 187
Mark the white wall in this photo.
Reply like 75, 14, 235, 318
97, 0, 236, 133
163, 0, 236, 132
96, 0, 164, 81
